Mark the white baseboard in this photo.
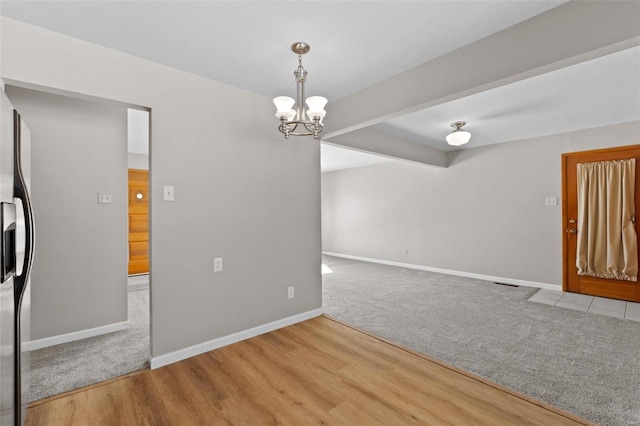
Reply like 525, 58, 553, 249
322, 251, 562, 291
23, 321, 130, 352
149, 307, 324, 370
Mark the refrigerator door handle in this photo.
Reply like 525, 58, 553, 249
13, 110, 34, 291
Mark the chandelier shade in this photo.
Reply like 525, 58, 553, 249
274, 43, 327, 139
273, 96, 296, 121
305, 96, 328, 121
446, 121, 471, 146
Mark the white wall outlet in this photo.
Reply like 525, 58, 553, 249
98, 193, 112, 204
288, 286, 294, 299
214, 257, 223, 272
163, 185, 175, 202
404, 249, 409, 255
545, 197, 558, 206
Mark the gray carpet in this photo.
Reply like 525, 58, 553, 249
322, 255, 640, 426
29, 287, 149, 401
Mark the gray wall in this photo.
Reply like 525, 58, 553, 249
5, 85, 128, 340
128, 153, 148, 170
1, 17, 321, 358
322, 121, 640, 286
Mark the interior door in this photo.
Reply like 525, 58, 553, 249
128, 169, 149, 275
562, 145, 640, 302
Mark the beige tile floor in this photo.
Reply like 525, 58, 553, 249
528, 288, 640, 321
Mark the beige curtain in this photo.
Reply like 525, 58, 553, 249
576, 158, 638, 282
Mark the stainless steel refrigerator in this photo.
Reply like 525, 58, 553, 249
0, 89, 35, 426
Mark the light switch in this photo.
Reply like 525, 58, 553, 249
545, 197, 558, 206
163, 185, 175, 202
98, 193, 112, 204
214, 257, 223, 272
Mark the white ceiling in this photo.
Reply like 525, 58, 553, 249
3, 1, 637, 170
0, 1, 564, 102
373, 45, 640, 151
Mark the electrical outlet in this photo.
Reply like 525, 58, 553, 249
98, 193, 112, 204
404, 249, 409, 255
214, 257, 223, 272
288, 286, 294, 299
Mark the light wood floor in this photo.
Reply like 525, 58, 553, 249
26, 316, 592, 425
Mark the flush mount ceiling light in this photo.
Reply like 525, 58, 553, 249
273, 42, 327, 140
446, 121, 471, 146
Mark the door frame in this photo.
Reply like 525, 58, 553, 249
561, 144, 640, 299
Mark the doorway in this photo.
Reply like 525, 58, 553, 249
4, 86, 153, 401
562, 144, 640, 302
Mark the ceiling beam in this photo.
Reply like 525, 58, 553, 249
323, 0, 640, 140
325, 128, 448, 168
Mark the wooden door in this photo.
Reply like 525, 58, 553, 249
128, 169, 149, 275
562, 145, 640, 302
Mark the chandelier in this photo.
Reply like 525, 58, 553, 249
273, 42, 327, 139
